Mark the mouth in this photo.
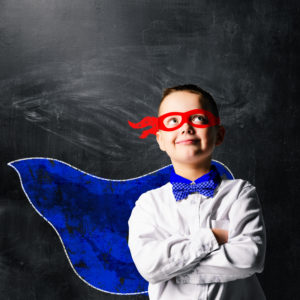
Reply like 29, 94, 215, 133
176, 139, 199, 145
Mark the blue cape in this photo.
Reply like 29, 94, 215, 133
8, 158, 233, 294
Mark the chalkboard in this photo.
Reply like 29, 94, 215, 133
1, 0, 299, 299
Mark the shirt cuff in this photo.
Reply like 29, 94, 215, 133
190, 228, 220, 257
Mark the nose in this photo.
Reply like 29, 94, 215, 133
180, 121, 195, 134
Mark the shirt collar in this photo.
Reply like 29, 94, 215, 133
170, 164, 221, 185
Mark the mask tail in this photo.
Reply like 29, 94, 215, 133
128, 117, 158, 139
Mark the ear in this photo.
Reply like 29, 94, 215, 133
215, 125, 225, 146
156, 131, 166, 151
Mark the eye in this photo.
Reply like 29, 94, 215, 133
169, 118, 178, 124
163, 116, 181, 128
191, 114, 208, 124
168, 117, 179, 126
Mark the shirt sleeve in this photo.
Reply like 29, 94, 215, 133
176, 183, 267, 284
127, 192, 220, 284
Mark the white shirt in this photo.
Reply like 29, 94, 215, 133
128, 178, 266, 300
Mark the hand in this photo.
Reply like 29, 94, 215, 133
211, 228, 228, 245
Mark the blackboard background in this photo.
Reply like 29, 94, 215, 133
1, 0, 299, 299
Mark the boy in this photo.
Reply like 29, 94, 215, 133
128, 84, 266, 300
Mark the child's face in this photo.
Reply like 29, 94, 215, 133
156, 91, 225, 168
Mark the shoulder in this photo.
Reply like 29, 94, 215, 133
132, 182, 173, 211
214, 178, 259, 208
218, 178, 256, 197
135, 182, 173, 208
217, 178, 262, 213
129, 182, 173, 223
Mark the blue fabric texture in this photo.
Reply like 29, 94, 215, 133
170, 165, 222, 201
8, 158, 232, 294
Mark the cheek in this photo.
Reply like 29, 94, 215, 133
166, 136, 176, 147
199, 129, 216, 143
160, 132, 176, 148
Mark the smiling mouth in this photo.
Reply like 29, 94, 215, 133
176, 139, 199, 145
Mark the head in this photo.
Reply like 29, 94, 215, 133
156, 84, 225, 171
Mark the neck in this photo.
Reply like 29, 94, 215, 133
172, 159, 212, 181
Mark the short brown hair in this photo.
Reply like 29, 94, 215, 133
158, 84, 219, 118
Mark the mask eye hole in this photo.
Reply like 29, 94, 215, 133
163, 115, 182, 128
190, 114, 209, 125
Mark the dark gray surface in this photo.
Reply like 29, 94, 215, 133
1, 0, 299, 299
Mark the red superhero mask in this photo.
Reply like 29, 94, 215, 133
128, 109, 220, 139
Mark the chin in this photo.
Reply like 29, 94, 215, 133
173, 157, 205, 165
176, 152, 212, 164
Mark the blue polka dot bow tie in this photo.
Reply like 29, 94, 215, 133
170, 165, 221, 201
172, 180, 218, 201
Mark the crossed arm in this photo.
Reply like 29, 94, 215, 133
128, 184, 266, 284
